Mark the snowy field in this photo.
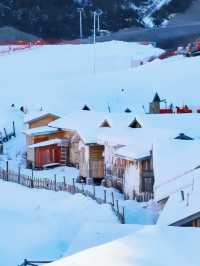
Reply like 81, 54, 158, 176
0, 40, 199, 114
0, 180, 117, 266
0, 41, 199, 265
50, 225, 200, 266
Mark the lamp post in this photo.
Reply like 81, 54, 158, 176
77, 8, 84, 39
93, 11, 97, 44
92, 11, 97, 74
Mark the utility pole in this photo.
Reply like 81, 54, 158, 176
77, 8, 84, 39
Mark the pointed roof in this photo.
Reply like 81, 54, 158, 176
129, 118, 142, 128
124, 108, 132, 113
175, 133, 194, 140
82, 105, 91, 111
152, 92, 161, 103
100, 119, 111, 128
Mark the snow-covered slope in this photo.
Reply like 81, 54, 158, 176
0, 180, 117, 266
0, 41, 199, 115
49, 225, 200, 266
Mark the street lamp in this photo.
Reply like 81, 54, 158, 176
77, 8, 84, 39
92, 11, 97, 44
92, 11, 97, 74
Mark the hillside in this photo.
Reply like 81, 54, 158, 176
0, 0, 195, 40
0, 39, 200, 266
0, 41, 199, 113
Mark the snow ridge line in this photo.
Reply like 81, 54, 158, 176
0, 167, 125, 224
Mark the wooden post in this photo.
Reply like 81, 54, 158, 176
31, 166, 34, 180
116, 200, 119, 214
93, 185, 96, 198
133, 190, 136, 200
6, 161, 8, 181
4, 128, 8, 142
54, 175, 57, 191
12, 121, 16, 137
111, 191, 114, 206
122, 206, 125, 224
73, 178, 75, 193
63, 176, 66, 190
18, 166, 21, 184
104, 190, 107, 203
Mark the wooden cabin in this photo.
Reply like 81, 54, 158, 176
26, 113, 60, 129
26, 126, 77, 168
79, 143, 105, 183
104, 144, 154, 199
110, 155, 134, 192
137, 155, 154, 193
26, 114, 82, 169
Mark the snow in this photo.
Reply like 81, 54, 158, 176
49, 225, 200, 266
153, 139, 200, 201
0, 180, 118, 266
0, 41, 199, 265
0, 41, 198, 115
66, 222, 144, 256
25, 126, 59, 136
158, 179, 200, 226
29, 138, 62, 148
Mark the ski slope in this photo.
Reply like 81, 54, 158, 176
0, 41, 199, 115
0, 41, 200, 266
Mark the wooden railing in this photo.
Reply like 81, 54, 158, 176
0, 166, 125, 224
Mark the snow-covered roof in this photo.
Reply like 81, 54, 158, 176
49, 225, 200, 266
24, 126, 59, 136
158, 180, 200, 226
24, 110, 60, 124
135, 113, 200, 138
153, 139, 200, 201
29, 138, 62, 148
49, 110, 137, 143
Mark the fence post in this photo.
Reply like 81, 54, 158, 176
93, 185, 96, 199
18, 166, 21, 184
31, 166, 34, 180
73, 178, 75, 193
122, 206, 125, 224
104, 190, 107, 203
54, 175, 57, 191
6, 161, 8, 181
111, 191, 114, 206
133, 190, 136, 200
12, 121, 16, 137
63, 176, 66, 190
116, 200, 119, 214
